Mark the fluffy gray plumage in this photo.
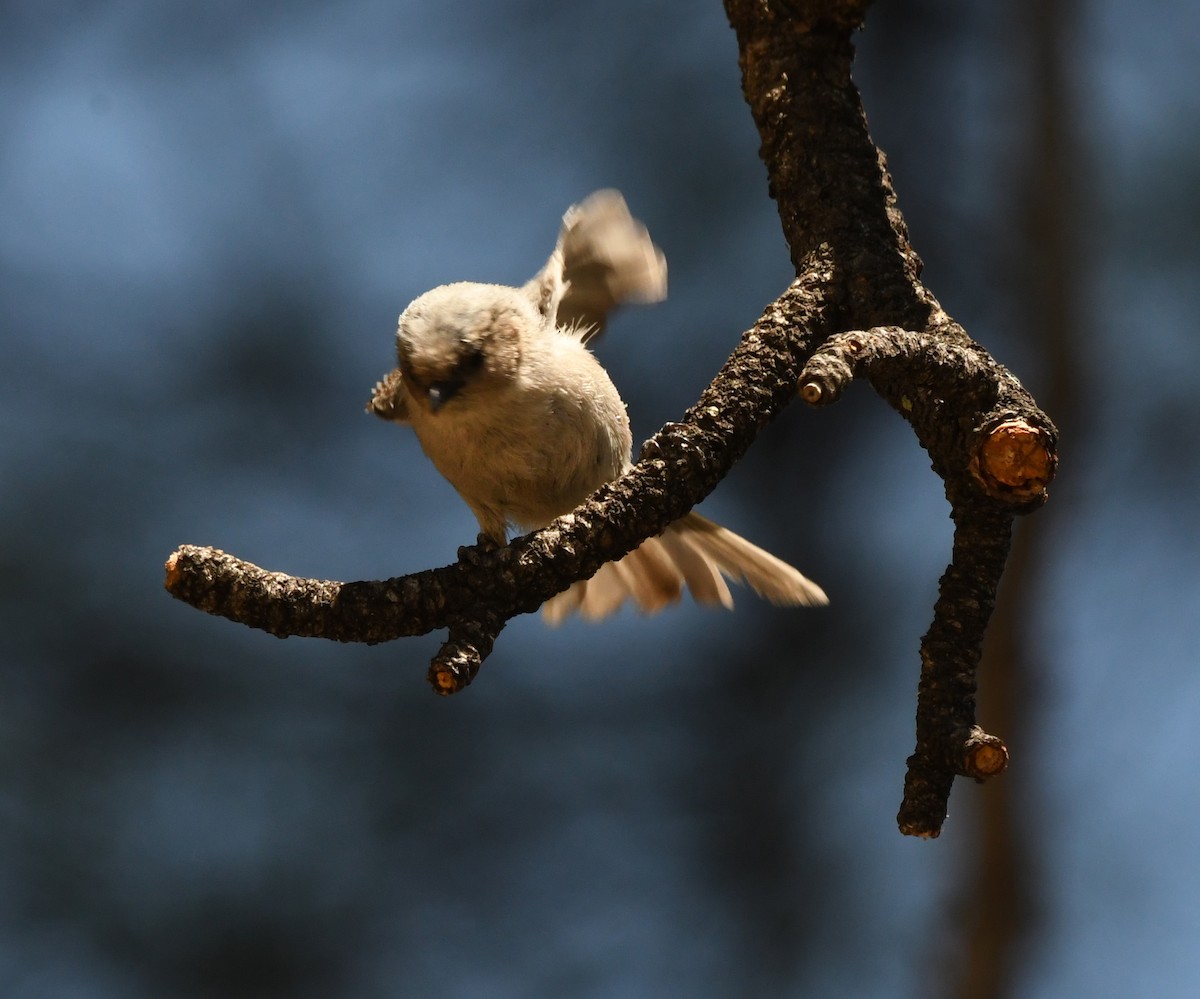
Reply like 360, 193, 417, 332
368, 190, 827, 623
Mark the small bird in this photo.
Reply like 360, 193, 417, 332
368, 190, 827, 623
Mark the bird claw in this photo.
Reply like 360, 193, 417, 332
457, 533, 503, 565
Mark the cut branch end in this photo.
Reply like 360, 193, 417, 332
428, 615, 506, 695
960, 727, 1009, 780
799, 381, 825, 404
971, 419, 1056, 507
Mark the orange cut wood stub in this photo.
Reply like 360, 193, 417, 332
962, 735, 1009, 780
971, 419, 1055, 505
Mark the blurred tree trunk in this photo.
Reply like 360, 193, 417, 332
948, 1, 1083, 995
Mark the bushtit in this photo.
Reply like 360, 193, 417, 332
369, 190, 826, 623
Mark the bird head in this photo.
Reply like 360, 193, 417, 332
395, 282, 532, 413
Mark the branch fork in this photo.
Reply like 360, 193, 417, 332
163, 0, 1059, 837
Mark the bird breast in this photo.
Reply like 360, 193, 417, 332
408, 336, 632, 534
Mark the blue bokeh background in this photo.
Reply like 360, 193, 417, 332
2, 2, 1197, 996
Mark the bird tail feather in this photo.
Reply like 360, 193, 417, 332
541, 511, 826, 625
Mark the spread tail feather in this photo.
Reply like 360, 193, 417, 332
541, 511, 826, 625
668, 512, 828, 608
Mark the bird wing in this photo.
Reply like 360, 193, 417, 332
524, 189, 667, 343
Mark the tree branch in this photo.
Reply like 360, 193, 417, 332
165, 263, 839, 687
164, 0, 1058, 836
724, 0, 1056, 837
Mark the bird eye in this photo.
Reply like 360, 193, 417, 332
461, 347, 485, 373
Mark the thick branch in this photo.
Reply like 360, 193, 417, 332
723, 0, 1057, 836
897, 500, 1014, 838
165, 0, 1059, 836
801, 328, 1056, 511
725, 0, 926, 329
165, 264, 840, 689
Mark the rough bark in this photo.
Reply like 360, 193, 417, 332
164, 0, 1058, 837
